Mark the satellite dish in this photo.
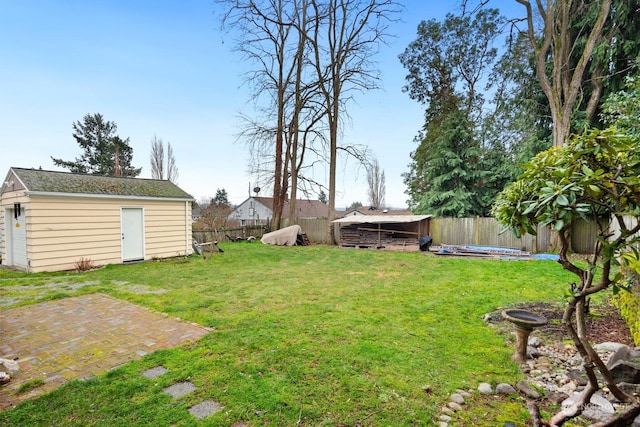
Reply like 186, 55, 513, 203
253, 186, 261, 195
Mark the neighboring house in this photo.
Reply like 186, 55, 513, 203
191, 206, 201, 223
228, 196, 328, 226
337, 206, 413, 218
0, 168, 194, 272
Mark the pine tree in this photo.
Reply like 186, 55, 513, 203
52, 113, 141, 177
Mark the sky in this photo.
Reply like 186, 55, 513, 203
0, 0, 524, 209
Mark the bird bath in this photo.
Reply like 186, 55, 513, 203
501, 309, 548, 363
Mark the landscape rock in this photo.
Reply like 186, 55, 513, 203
618, 382, 640, 395
0, 372, 10, 384
566, 369, 588, 386
528, 336, 543, 347
484, 312, 502, 322
478, 383, 493, 394
546, 392, 569, 404
606, 345, 640, 370
456, 389, 472, 398
561, 391, 614, 422
439, 414, 452, 422
609, 360, 640, 384
447, 401, 463, 411
441, 407, 454, 415
594, 342, 628, 353
527, 345, 541, 358
516, 380, 540, 399
495, 383, 516, 395
536, 356, 552, 367
0, 358, 19, 375
450, 393, 465, 405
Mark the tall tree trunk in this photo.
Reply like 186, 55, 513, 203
517, 0, 612, 147
271, 0, 288, 231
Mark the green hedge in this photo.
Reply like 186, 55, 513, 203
614, 271, 640, 346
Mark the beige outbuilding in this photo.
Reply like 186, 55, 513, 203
0, 168, 194, 272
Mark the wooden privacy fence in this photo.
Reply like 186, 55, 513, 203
194, 217, 606, 253
429, 217, 605, 254
193, 226, 265, 245
429, 217, 547, 252
193, 220, 331, 246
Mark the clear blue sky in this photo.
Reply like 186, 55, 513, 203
0, 0, 524, 208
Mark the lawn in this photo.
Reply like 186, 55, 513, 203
0, 244, 576, 426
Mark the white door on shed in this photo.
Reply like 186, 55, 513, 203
121, 207, 144, 262
6, 207, 28, 269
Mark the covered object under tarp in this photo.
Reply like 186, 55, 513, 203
261, 225, 304, 246
332, 215, 432, 249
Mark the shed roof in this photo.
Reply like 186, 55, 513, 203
4, 168, 194, 200
338, 206, 413, 217
332, 215, 432, 224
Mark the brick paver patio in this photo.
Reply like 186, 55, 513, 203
0, 293, 210, 411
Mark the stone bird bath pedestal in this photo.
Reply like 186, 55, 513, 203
501, 309, 548, 363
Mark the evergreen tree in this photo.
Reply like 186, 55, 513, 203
212, 188, 230, 207
318, 190, 327, 204
404, 106, 482, 217
400, 7, 509, 216
52, 113, 141, 176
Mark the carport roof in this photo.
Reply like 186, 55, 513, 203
4, 167, 194, 200
332, 214, 432, 224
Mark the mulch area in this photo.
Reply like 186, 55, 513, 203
512, 299, 635, 347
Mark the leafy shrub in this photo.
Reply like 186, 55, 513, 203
615, 269, 640, 346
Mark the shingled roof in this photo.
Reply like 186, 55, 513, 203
5, 168, 194, 200
251, 196, 328, 219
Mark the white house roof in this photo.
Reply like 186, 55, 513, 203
332, 215, 432, 224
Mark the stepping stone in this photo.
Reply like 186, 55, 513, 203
189, 399, 224, 419
142, 366, 168, 379
163, 381, 196, 399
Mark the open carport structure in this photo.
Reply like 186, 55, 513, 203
332, 215, 432, 249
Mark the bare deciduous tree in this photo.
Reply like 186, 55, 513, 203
306, 0, 402, 241
366, 158, 385, 209
150, 135, 178, 182
217, 0, 400, 236
197, 189, 232, 230
516, 0, 612, 147
218, 0, 300, 230
166, 142, 178, 183
150, 135, 164, 179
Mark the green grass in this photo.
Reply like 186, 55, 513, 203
0, 244, 576, 426
17, 379, 45, 394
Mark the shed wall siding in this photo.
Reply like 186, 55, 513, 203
144, 201, 192, 259
1, 195, 191, 272
25, 197, 123, 271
